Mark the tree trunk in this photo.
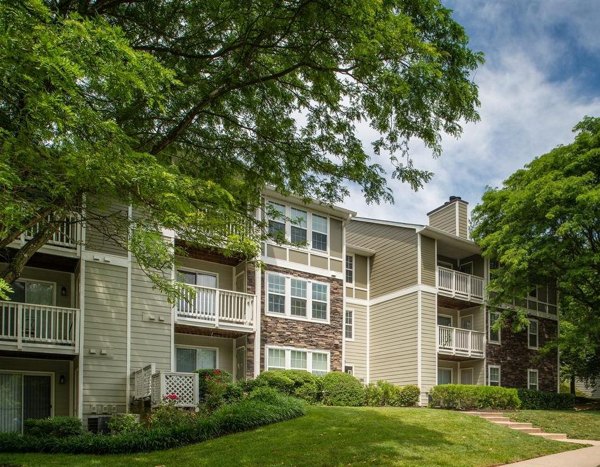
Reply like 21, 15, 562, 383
570, 375, 576, 395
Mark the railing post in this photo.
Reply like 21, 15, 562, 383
16, 303, 22, 350
452, 327, 456, 354
467, 275, 471, 301
214, 290, 220, 327
74, 309, 79, 351
468, 330, 472, 356
452, 271, 456, 297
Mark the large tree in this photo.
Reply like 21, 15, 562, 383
472, 117, 600, 385
1, 0, 482, 296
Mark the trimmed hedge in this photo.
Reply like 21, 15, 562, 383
254, 370, 322, 403
0, 391, 305, 454
321, 372, 364, 406
430, 385, 520, 410
364, 381, 420, 407
517, 389, 576, 409
23, 417, 83, 437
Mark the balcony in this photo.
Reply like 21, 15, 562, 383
437, 267, 484, 303
0, 301, 79, 354
437, 325, 485, 358
176, 285, 255, 332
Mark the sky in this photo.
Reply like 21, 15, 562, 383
341, 0, 600, 225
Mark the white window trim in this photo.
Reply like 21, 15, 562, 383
175, 345, 219, 371
265, 201, 330, 254
344, 309, 354, 341
437, 367, 453, 385
438, 314, 453, 327
176, 268, 220, 288
265, 345, 331, 375
265, 272, 330, 324
13, 278, 57, 306
528, 319, 539, 350
345, 254, 355, 286
488, 365, 501, 386
437, 260, 454, 269
344, 364, 354, 375
460, 314, 473, 330
488, 311, 501, 345
459, 368, 474, 385
527, 369, 539, 390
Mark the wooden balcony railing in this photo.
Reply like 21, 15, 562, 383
24, 214, 80, 249
437, 267, 484, 302
0, 301, 79, 353
176, 285, 255, 331
437, 325, 485, 358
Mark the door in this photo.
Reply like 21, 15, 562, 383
438, 368, 453, 385
235, 346, 246, 381
460, 368, 474, 385
0, 373, 52, 433
460, 315, 473, 330
178, 271, 218, 318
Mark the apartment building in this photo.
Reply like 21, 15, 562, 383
0, 193, 559, 432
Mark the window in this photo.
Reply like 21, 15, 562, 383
177, 270, 218, 314
176, 347, 217, 372
345, 310, 354, 340
267, 274, 286, 314
488, 365, 501, 386
266, 273, 329, 322
345, 255, 354, 284
489, 311, 501, 344
528, 369, 539, 391
290, 208, 307, 244
266, 347, 329, 376
10, 280, 55, 305
344, 365, 354, 375
267, 202, 286, 238
528, 319, 539, 349
311, 214, 328, 252
438, 368, 453, 385
437, 315, 453, 327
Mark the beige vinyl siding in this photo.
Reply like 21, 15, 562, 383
354, 255, 368, 289
0, 264, 74, 308
175, 334, 234, 373
460, 255, 484, 277
420, 236, 436, 287
575, 380, 600, 399
347, 221, 418, 298
344, 304, 367, 382
0, 357, 71, 416
130, 262, 172, 375
369, 292, 418, 384
458, 202, 468, 239
460, 360, 485, 385
438, 307, 459, 327
82, 262, 127, 413
329, 219, 343, 259
85, 203, 128, 256
420, 291, 437, 398
428, 206, 456, 236
176, 257, 234, 291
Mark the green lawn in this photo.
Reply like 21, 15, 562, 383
0, 407, 580, 467
506, 410, 600, 440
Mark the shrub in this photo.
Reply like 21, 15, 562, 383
364, 381, 420, 407
254, 370, 296, 394
196, 369, 235, 413
23, 416, 83, 437
108, 414, 142, 435
321, 371, 364, 406
429, 385, 520, 410
148, 402, 196, 429
254, 370, 322, 403
517, 389, 576, 409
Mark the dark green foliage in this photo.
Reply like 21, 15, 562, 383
364, 381, 420, 407
196, 369, 235, 413
517, 389, 576, 410
254, 370, 322, 403
429, 385, 520, 410
23, 417, 83, 438
321, 372, 364, 407
108, 414, 143, 435
0, 395, 304, 454
148, 402, 196, 429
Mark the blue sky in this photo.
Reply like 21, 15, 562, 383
342, 0, 600, 225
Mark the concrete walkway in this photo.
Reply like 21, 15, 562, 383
503, 443, 600, 466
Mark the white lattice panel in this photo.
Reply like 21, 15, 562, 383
133, 364, 155, 400
151, 371, 199, 408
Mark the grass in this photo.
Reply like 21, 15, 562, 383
0, 407, 580, 466
506, 410, 600, 440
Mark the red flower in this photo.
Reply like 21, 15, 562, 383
164, 393, 178, 400
213, 369, 221, 375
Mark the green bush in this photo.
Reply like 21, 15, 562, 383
23, 417, 83, 437
108, 414, 142, 435
196, 369, 236, 413
429, 385, 520, 410
321, 371, 364, 406
364, 381, 420, 407
254, 370, 322, 403
0, 394, 305, 454
517, 389, 576, 409
148, 402, 196, 429
254, 370, 296, 394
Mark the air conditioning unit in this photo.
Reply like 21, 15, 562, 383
87, 415, 111, 434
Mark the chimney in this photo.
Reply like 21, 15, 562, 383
427, 196, 469, 239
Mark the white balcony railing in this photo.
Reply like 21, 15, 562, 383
0, 301, 79, 352
24, 214, 80, 249
176, 285, 255, 330
437, 325, 485, 358
437, 267, 484, 302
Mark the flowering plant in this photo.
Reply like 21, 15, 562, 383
163, 393, 178, 401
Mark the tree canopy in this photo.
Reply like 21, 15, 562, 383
0, 0, 482, 293
472, 116, 600, 383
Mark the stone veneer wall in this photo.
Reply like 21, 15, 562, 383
260, 265, 343, 373
486, 316, 558, 392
